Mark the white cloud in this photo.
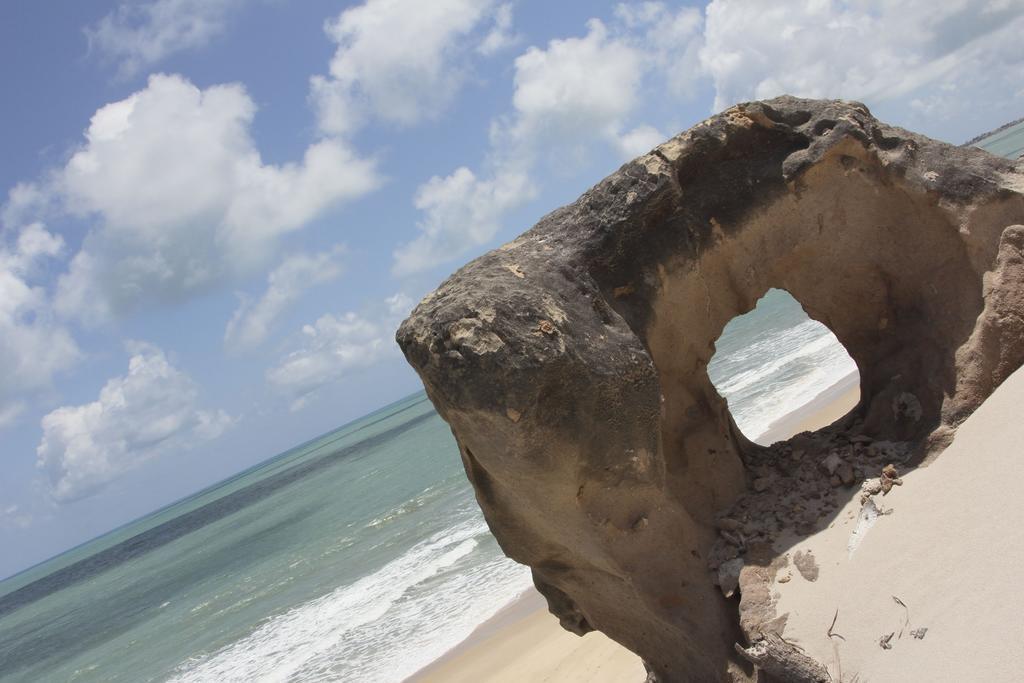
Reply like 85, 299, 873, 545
49, 74, 379, 322
86, 0, 242, 78
394, 8, 702, 274
614, 124, 666, 160
477, 3, 518, 55
506, 8, 702, 153
385, 291, 414, 318
1, 183, 50, 230
36, 343, 233, 502
394, 0, 1024, 276
392, 18, 639, 274
267, 293, 413, 410
614, 2, 704, 98
225, 246, 346, 351
310, 0, 500, 136
0, 224, 80, 427
510, 19, 643, 142
0, 402, 26, 430
0, 504, 33, 530
393, 167, 533, 276
699, 0, 1024, 126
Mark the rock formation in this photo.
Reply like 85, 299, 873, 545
396, 96, 1024, 682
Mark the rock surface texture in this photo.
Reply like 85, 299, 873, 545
396, 97, 1024, 682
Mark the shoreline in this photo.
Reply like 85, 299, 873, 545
406, 588, 645, 682
404, 374, 862, 682
754, 370, 859, 445
405, 589, 545, 681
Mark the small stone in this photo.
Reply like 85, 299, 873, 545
716, 517, 742, 532
777, 574, 791, 584
506, 407, 522, 422
820, 452, 843, 474
720, 530, 743, 547
752, 477, 770, 492
837, 462, 855, 486
793, 550, 819, 581
862, 478, 884, 496
791, 449, 805, 461
880, 463, 903, 495
830, 474, 842, 488
717, 558, 744, 598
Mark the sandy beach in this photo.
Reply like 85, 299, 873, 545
406, 376, 863, 682
408, 589, 645, 682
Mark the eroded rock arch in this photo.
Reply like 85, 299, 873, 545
397, 97, 1024, 682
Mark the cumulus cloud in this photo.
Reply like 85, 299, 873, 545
86, 0, 243, 78
509, 19, 645, 145
394, 7, 702, 274
393, 167, 532, 276
49, 74, 379, 323
614, 124, 667, 159
0, 223, 80, 427
225, 246, 346, 351
699, 0, 1024, 133
310, 0, 506, 136
267, 293, 413, 410
36, 343, 233, 502
504, 7, 702, 159
477, 3, 518, 56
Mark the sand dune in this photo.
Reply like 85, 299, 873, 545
767, 364, 1024, 681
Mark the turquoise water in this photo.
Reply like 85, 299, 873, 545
0, 395, 530, 682
971, 119, 1024, 160
0, 290, 855, 683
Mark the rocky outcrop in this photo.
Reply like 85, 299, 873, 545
396, 96, 1024, 682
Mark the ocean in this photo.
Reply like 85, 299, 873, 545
0, 289, 856, 683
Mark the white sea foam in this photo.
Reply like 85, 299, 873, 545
168, 517, 531, 683
712, 318, 858, 441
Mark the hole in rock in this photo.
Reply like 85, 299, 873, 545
708, 289, 860, 446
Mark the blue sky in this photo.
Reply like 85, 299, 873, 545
1, 0, 1022, 578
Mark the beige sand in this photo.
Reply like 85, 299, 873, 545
769, 365, 1024, 681
408, 590, 645, 682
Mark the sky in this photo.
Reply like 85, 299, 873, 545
1, 0, 1023, 579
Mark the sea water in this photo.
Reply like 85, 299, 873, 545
0, 289, 855, 683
